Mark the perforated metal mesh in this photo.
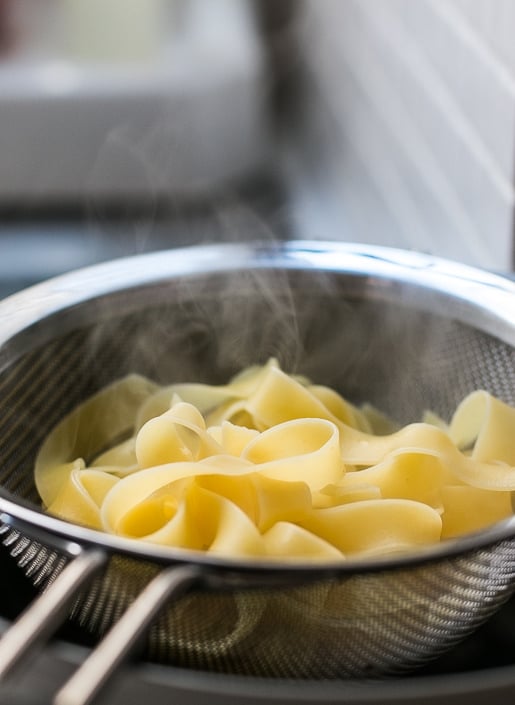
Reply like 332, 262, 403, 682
1, 263, 515, 677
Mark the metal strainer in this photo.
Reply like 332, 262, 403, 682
0, 240, 515, 705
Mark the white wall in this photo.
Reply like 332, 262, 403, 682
290, 0, 515, 271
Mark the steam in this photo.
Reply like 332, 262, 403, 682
9, 1, 506, 435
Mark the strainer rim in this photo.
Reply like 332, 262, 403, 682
1, 239, 515, 350
2, 488, 515, 579
1, 239, 515, 579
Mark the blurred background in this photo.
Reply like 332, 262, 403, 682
3, 5, 515, 701
0, 0, 514, 300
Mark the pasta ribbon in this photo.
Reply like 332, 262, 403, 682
242, 419, 342, 490
298, 499, 442, 557
35, 360, 515, 561
35, 374, 159, 507
46, 462, 118, 530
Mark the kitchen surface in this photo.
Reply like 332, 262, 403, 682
0, 0, 286, 299
2, 2, 515, 704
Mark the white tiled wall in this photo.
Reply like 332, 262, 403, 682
291, 0, 515, 271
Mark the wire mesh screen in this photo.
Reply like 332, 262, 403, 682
1, 264, 515, 677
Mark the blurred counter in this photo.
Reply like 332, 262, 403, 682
0, 0, 272, 204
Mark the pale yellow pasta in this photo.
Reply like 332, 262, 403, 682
35, 359, 515, 561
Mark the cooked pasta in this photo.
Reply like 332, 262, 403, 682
35, 359, 515, 561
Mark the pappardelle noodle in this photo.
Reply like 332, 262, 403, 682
35, 359, 515, 561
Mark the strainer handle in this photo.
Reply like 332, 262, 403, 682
0, 549, 107, 680
53, 564, 202, 705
